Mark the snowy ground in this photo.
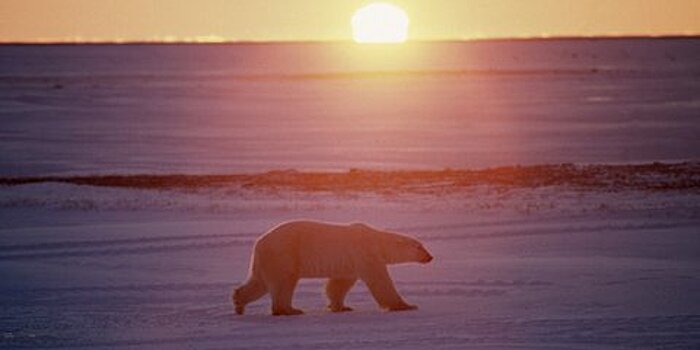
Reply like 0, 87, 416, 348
2, 40, 700, 176
1, 183, 699, 349
2, 39, 699, 349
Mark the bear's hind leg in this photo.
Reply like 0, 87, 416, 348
269, 275, 304, 316
233, 278, 267, 315
360, 264, 417, 312
326, 278, 356, 312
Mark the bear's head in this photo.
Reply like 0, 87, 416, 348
353, 223, 433, 265
382, 233, 433, 265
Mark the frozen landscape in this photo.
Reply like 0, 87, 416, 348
1, 39, 699, 175
1, 39, 699, 348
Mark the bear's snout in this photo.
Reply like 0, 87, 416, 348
419, 248, 433, 264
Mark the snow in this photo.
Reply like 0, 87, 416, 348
1, 38, 699, 349
1, 183, 699, 349
1, 40, 700, 176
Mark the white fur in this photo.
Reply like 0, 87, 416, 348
232, 220, 432, 316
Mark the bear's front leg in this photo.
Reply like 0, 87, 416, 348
269, 275, 304, 316
359, 263, 417, 312
326, 278, 356, 312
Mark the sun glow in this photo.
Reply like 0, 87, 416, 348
352, 3, 409, 44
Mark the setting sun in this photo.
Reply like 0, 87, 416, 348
2, 1, 700, 349
351, 3, 409, 43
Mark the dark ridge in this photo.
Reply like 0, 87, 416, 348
0, 174, 250, 189
1, 162, 699, 193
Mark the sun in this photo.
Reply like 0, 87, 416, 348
352, 3, 409, 44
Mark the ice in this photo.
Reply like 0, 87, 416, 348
1, 38, 699, 348
1, 180, 699, 348
1, 39, 699, 176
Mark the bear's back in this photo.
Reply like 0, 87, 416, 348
255, 220, 374, 278
263, 220, 367, 246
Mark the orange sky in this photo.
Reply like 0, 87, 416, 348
1, 0, 699, 42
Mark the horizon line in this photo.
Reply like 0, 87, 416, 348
1, 33, 699, 45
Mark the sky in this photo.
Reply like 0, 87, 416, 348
1, 0, 699, 42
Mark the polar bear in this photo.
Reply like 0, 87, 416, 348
232, 220, 433, 316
